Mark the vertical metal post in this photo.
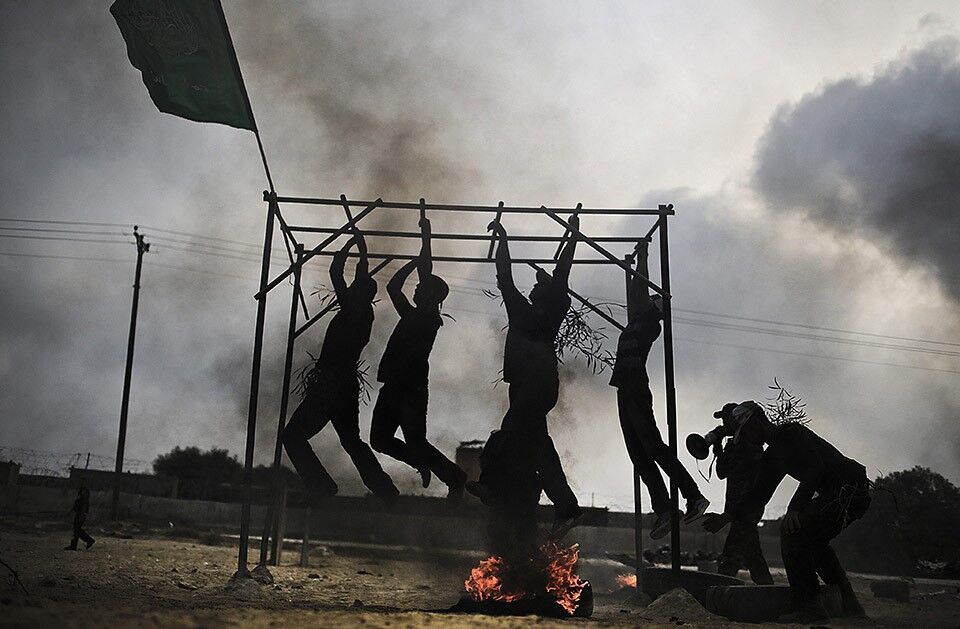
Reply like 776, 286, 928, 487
657, 208, 681, 582
624, 253, 643, 596
271, 481, 287, 566
299, 506, 312, 568
112, 227, 149, 521
258, 244, 303, 567
236, 193, 276, 577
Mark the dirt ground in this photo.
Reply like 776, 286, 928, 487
1, 521, 958, 628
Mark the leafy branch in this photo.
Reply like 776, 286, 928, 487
763, 378, 810, 425
294, 354, 374, 405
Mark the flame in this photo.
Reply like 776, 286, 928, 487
542, 540, 587, 614
615, 573, 637, 589
464, 541, 588, 615
463, 554, 526, 604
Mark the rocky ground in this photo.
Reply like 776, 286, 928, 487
1, 519, 958, 628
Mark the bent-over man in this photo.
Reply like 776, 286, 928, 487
703, 404, 870, 623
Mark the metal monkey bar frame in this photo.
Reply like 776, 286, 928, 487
235, 191, 681, 592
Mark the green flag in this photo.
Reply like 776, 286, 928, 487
111, 0, 256, 131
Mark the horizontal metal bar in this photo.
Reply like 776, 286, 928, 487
294, 258, 394, 338
527, 262, 625, 332
273, 195, 670, 216
254, 199, 381, 300
285, 225, 646, 244
303, 251, 643, 265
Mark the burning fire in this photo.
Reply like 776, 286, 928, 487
464, 540, 588, 615
615, 573, 637, 589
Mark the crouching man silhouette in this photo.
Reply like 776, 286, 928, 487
702, 403, 870, 622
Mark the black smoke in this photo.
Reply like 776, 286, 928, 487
753, 37, 960, 301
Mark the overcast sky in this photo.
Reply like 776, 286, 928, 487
1, 1, 958, 516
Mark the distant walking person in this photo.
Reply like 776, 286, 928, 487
702, 405, 870, 622
610, 240, 708, 539
711, 403, 773, 584
476, 216, 582, 532
370, 212, 466, 500
65, 479, 95, 550
283, 231, 400, 505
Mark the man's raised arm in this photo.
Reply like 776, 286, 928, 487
554, 213, 579, 290
629, 239, 654, 318
488, 220, 516, 295
387, 258, 417, 316
417, 204, 433, 282
354, 229, 370, 281
330, 236, 357, 301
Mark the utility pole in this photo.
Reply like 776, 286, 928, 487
111, 226, 149, 520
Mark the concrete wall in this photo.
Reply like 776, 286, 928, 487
0, 484, 782, 565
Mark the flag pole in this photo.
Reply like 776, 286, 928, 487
215, 0, 279, 578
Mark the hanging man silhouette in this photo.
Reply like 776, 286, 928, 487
610, 240, 708, 539
283, 230, 400, 505
370, 209, 467, 500
473, 216, 582, 533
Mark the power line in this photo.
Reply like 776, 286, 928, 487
674, 306, 960, 349
0, 226, 124, 237
3, 218, 958, 364
0, 233, 130, 244
5, 245, 956, 375
674, 337, 960, 375
138, 224, 264, 250
672, 316, 960, 358
0, 218, 128, 228
0, 252, 132, 263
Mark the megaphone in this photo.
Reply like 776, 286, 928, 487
685, 426, 726, 460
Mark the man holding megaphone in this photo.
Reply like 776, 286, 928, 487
687, 402, 773, 584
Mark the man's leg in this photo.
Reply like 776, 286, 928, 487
532, 431, 580, 521
629, 382, 704, 508
329, 389, 399, 504
66, 515, 81, 550
618, 388, 671, 516
398, 387, 466, 491
717, 520, 746, 578
810, 484, 871, 615
369, 384, 420, 469
282, 389, 337, 496
77, 518, 95, 549
780, 521, 824, 616
780, 492, 852, 620
740, 521, 773, 584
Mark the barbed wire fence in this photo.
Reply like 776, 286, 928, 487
0, 446, 152, 478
